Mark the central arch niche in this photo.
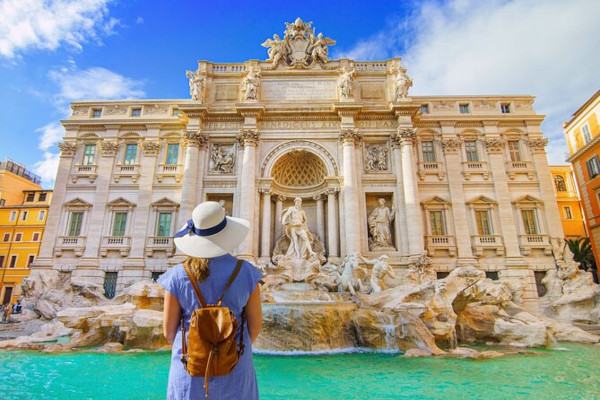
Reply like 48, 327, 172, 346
271, 150, 327, 191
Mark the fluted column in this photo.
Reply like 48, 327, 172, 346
314, 194, 325, 242
260, 189, 272, 258
178, 131, 208, 227
394, 127, 423, 255
237, 129, 259, 257
391, 140, 409, 255
340, 129, 362, 254
274, 195, 285, 241
327, 188, 339, 257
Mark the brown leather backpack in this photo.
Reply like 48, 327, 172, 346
181, 260, 246, 398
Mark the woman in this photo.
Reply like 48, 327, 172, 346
158, 201, 263, 399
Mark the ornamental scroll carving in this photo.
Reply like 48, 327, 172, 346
485, 138, 506, 154
58, 142, 76, 157
184, 131, 208, 149
339, 129, 362, 146
365, 144, 389, 172
442, 138, 461, 154
142, 141, 160, 156
528, 138, 548, 153
100, 141, 118, 157
237, 129, 259, 147
209, 144, 236, 174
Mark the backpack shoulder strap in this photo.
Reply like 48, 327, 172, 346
216, 259, 243, 306
183, 262, 207, 308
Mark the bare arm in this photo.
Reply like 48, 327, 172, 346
163, 291, 181, 345
245, 283, 262, 344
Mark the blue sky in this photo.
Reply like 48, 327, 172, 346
0, 0, 599, 188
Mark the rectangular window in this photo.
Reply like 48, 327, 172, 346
459, 104, 470, 114
0, 255, 4, 268
38, 210, 45, 221
486, 271, 499, 280
10, 255, 17, 268
0, 199, 4, 206
131, 108, 142, 117
421, 141, 436, 162
429, 211, 446, 236
501, 103, 510, 114
507, 140, 522, 162
83, 144, 96, 165
563, 206, 573, 220
112, 212, 128, 237
68, 212, 84, 236
521, 209, 539, 235
464, 140, 479, 162
9, 211, 16, 222
475, 210, 493, 235
582, 124, 592, 144
124, 144, 138, 165
32, 232, 40, 241
21, 211, 28, 221
586, 155, 600, 178
420, 104, 429, 114
166, 144, 179, 165
14, 233, 22, 242
92, 109, 102, 118
157, 212, 172, 237
27, 255, 35, 267
38, 193, 47, 202
3, 233, 10, 242
26, 193, 35, 202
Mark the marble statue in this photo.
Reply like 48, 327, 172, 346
338, 66, 355, 100
186, 70, 205, 101
334, 253, 367, 295
281, 197, 316, 260
365, 144, 388, 172
218, 199, 229, 216
360, 254, 396, 293
368, 198, 395, 250
261, 34, 286, 66
210, 145, 235, 173
242, 66, 260, 101
394, 69, 412, 100
309, 33, 335, 63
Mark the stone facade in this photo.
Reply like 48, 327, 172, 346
34, 19, 564, 310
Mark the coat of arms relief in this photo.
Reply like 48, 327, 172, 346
261, 17, 336, 69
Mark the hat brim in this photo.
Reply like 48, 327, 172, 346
174, 216, 250, 258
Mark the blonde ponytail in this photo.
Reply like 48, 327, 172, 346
183, 257, 211, 282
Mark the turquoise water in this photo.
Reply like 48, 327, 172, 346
1, 344, 599, 399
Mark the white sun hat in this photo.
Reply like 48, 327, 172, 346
173, 201, 249, 258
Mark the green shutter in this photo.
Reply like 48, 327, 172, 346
68, 212, 83, 236
112, 212, 128, 236
157, 213, 172, 237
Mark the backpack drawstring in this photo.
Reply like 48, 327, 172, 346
204, 346, 218, 398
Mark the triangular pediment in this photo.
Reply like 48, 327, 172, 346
466, 195, 497, 206
513, 195, 542, 205
421, 196, 450, 206
63, 197, 92, 209
151, 197, 180, 209
107, 197, 137, 208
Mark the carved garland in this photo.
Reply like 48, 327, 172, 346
100, 141, 118, 157
142, 141, 160, 156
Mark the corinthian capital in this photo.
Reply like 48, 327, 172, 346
527, 138, 548, 153
442, 138, 461, 154
484, 138, 506, 154
100, 141, 118, 157
339, 128, 362, 146
58, 142, 76, 158
236, 129, 260, 147
184, 130, 208, 149
391, 127, 416, 147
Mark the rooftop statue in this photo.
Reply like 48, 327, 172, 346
261, 17, 336, 69
242, 66, 261, 101
185, 69, 205, 101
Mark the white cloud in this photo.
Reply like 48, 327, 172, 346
32, 151, 60, 186
36, 121, 65, 151
338, 0, 600, 164
0, 0, 117, 58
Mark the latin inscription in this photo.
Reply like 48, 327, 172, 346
262, 80, 336, 101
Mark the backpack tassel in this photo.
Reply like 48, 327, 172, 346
204, 347, 217, 398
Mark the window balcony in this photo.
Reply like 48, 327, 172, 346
425, 235, 456, 257
113, 164, 140, 183
417, 162, 445, 181
461, 161, 490, 180
100, 236, 131, 257
519, 234, 551, 256
471, 235, 504, 256
505, 161, 535, 180
54, 236, 86, 257
145, 236, 175, 257
71, 164, 98, 183
156, 163, 183, 183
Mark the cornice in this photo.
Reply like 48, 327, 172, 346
567, 133, 600, 162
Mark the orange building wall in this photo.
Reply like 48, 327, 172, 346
0, 171, 41, 206
549, 166, 587, 240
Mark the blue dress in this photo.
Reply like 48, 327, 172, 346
158, 254, 263, 400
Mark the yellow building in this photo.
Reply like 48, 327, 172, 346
0, 159, 43, 206
549, 165, 587, 239
0, 159, 51, 305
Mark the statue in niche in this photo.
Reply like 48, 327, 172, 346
261, 34, 286, 67
394, 68, 413, 100
186, 70, 205, 101
242, 66, 261, 101
360, 254, 397, 293
368, 198, 395, 250
210, 145, 235, 173
218, 199, 230, 216
337, 65, 355, 101
365, 144, 388, 172
281, 197, 316, 260
309, 33, 335, 63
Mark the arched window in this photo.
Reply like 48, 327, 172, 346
554, 176, 567, 192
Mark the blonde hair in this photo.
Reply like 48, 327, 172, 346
183, 257, 211, 282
